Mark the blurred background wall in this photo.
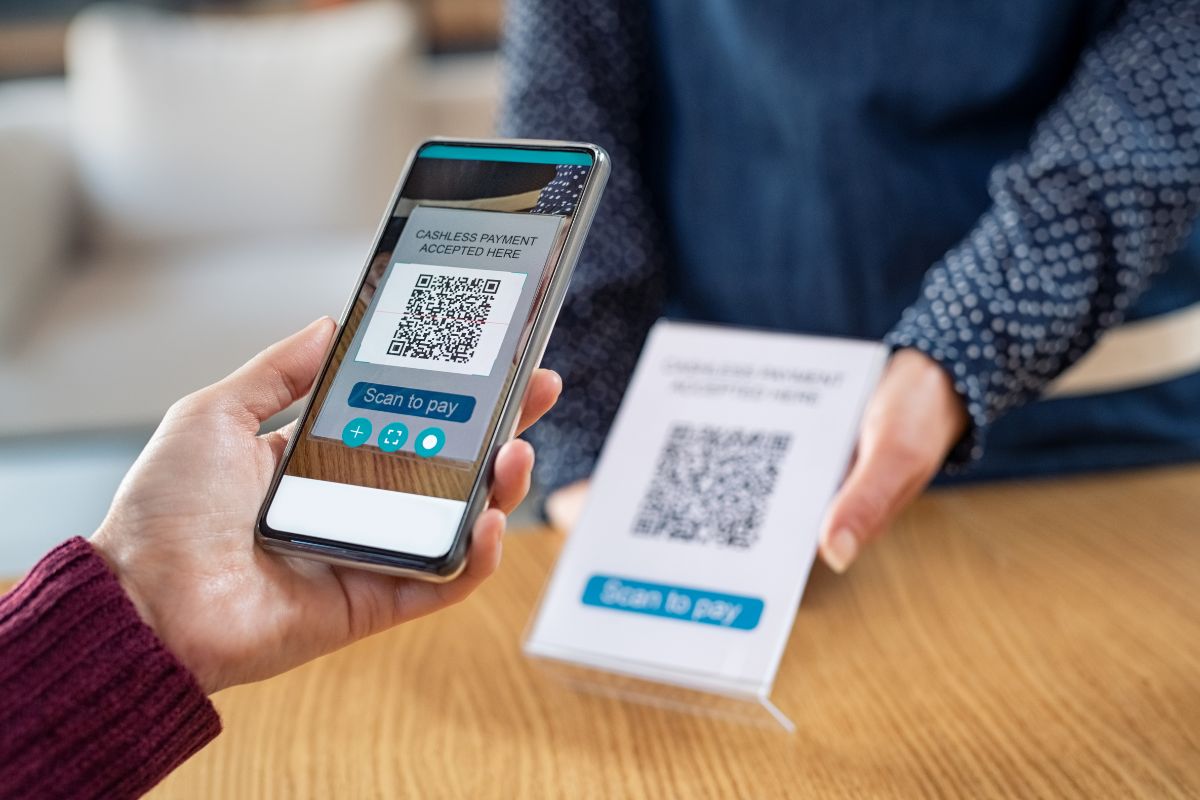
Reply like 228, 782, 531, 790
0, 0, 504, 77
0, 0, 506, 572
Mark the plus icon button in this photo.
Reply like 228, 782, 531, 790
341, 417, 373, 448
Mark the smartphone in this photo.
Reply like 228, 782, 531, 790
256, 138, 609, 580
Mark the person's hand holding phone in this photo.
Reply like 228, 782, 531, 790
546, 349, 967, 574
90, 318, 561, 694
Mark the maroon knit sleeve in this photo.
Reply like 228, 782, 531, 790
0, 537, 221, 799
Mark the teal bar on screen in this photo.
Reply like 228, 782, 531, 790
418, 143, 593, 166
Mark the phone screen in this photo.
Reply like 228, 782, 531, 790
262, 143, 597, 562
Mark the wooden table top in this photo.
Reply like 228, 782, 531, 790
133, 465, 1200, 798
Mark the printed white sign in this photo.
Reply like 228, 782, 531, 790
526, 320, 887, 701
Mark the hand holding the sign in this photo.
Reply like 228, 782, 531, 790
546, 349, 967, 574
815, 348, 968, 572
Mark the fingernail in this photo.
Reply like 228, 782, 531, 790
823, 528, 859, 574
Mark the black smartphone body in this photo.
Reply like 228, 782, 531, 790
256, 138, 609, 580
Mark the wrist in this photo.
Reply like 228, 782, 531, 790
89, 527, 220, 694
888, 348, 970, 453
89, 526, 155, 628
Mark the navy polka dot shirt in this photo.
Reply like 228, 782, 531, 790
502, 0, 1200, 488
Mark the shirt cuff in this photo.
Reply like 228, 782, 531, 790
0, 537, 221, 798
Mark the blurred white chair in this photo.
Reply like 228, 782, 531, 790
0, 0, 499, 436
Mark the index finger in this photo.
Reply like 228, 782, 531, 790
515, 369, 562, 435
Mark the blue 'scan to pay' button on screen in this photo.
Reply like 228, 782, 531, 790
348, 382, 475, 424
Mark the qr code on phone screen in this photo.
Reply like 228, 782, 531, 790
632, 424, 791, 549
388, 273, 500, 363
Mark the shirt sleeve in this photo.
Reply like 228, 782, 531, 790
0, 538, 221, 799
887, 0, 1200, 466
500, 0, 667, 489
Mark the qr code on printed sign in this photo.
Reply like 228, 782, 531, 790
387, 273, 500, 364
632, 424, 791, 549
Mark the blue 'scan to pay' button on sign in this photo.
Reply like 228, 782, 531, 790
581, 574, 763, 630
348, 382, 475, 423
